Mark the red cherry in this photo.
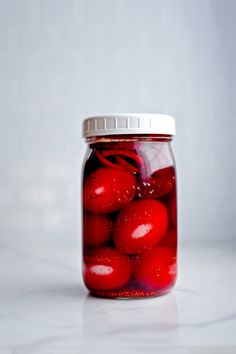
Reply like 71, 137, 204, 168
113, 199, 168, 254
83, 213, 112, 247
133, 247, 177, 289
83, 247, 131, 291
137, 166, 175, 199
83, 167, 137, 214
159, 228, 177, 248
168, 192, 177, 226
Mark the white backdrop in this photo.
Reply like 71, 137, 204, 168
0, 0, 235, 260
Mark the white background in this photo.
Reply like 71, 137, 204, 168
0, 0, 235, 259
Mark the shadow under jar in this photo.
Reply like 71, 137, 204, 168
82, 114, 177, 299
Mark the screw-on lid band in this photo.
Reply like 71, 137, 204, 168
83, 113, 176, 138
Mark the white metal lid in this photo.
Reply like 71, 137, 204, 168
83, 113, 176, 138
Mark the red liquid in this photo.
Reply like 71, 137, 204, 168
83, 138, 177, 298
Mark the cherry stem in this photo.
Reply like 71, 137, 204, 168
116, 156, 140, 173
102, 149, 144, 165
96, 151, 126, 171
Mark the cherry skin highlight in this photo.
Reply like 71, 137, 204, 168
133, 247, 177, 290
84, 247, 131, 291
113, 199, 168, 254
83, 167, 137, 214
137, 166, 175, 199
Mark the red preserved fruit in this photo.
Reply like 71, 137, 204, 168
84, 247, 131, 291
83, 167, 137, 214
168, 192, 177, 226
84, 213, 112, 247
136, 166, 175, 199
113, 199, 168, 254
159, 228, 177, 248
83, 137, 177, 297
133, 247, 177, 289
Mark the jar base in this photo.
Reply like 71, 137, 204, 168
89, 287, 173, 299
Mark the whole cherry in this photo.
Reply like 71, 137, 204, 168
83, 213, 112, 247
113, 199, 168, 254
136, 166, 175, 199
84, 247, 131, 291
133, 246, 177, 289
159, 228, 177, 248
83, 167, 137, 214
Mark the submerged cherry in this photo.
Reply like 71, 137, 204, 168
168, 192, 177, 226
84, 213, 112, 247
113, 199, 168, 254
84, 247, 131, 291
137, 166, 175, 199
159, 228, 177, 248
133, 247, 177, 289
83, 167, 137, 214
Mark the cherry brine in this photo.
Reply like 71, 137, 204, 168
82, 136, 177, 298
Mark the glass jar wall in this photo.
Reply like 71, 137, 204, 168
82, 115, 177, 298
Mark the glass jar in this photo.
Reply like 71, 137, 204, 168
82, 114, 177, 299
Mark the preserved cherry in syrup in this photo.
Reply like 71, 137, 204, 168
133, 247, 177, 290
113, 199, 168, 254
83, 213, 112, 247
83, 129, 177, 298
136, 166, 175, 199
83, 167, 136, 214
84, 247, 131, 291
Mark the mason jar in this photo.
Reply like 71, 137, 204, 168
82, 114, 177, 298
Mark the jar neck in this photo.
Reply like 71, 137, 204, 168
86, 134, 173, 144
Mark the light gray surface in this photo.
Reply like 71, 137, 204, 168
0, 244, 236, 353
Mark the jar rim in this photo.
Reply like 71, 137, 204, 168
83, 113, 176, 138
